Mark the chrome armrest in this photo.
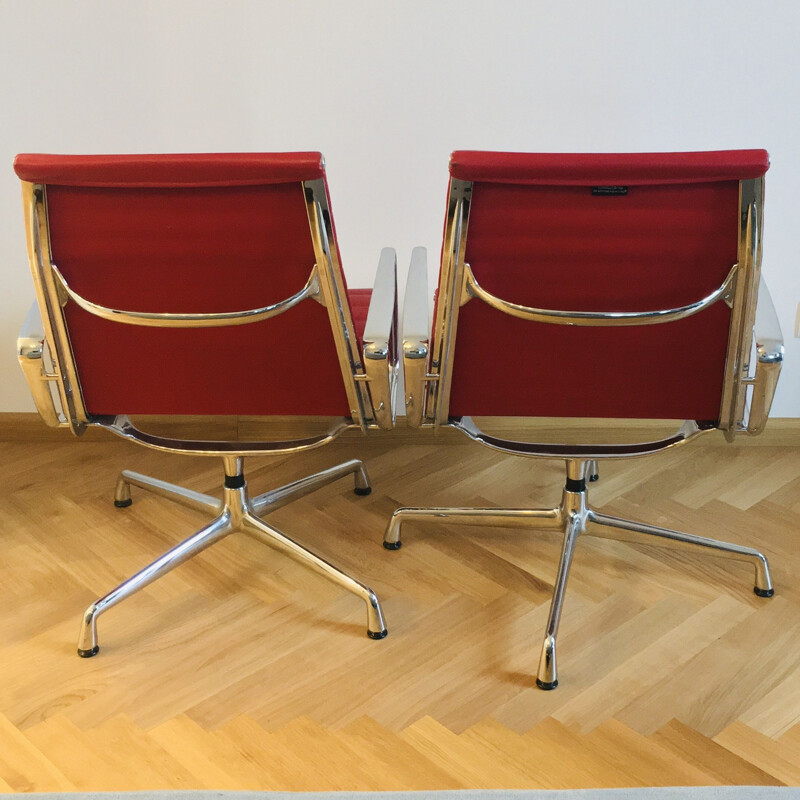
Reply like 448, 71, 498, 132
747, 277, 783, 434
362, 247, 398, 430
17, 301, 64, 428
403, 246, 431, 427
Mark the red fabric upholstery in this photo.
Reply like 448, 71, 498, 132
13, 152, 324, 187
450, 150, 770, 185
347, 289, 372, 343
444, 151, 768, 421
21, 154, 362, 416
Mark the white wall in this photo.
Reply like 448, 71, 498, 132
1, 0, 798, 415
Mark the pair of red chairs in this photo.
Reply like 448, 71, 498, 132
15, 150, 783, 689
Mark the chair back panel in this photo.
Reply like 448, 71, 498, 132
443, 151, 768, 421
17, 154, 354, 416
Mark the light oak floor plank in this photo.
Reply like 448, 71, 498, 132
0, 435, 797, 789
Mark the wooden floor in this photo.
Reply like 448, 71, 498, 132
1, 430, 799, 791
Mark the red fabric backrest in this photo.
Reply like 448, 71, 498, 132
14, 153, 355, 416
444, 150, 769, 421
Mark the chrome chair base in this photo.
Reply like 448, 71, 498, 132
383, 458, 773, 690
79, 455, 387, 657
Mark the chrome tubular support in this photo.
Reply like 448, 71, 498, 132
51, 263, 320, 328
23, 183, 88, 433
384, 452, 774, 689
747, 276, 784, 434
17, 301, 65, 428
587, 511, 774, 596
402, 246, 432, 428
383, 506, 562, 550
362, 247, 399, 430
431, 179, 473, 427
451, 416, 706, 460
242, 514, 387, 638
463, 262, 738, 326
78, 512, 234, 656
303, 179, 372, 430
720, 179, 766, 438
566, 459, 587, 483
114, 470, 223, 515
223, 455, 244, 479
251, 459, 371, 516
537, 511, 583, 690
102, 414, 353, 458
536, 463, 591, 690
80, 455, 386, 656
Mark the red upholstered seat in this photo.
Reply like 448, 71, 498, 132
445, 150, 770, 421
14, 153, 364, 417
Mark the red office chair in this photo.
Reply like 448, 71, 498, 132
387, 150, 783, 689
15, 152, 397, 656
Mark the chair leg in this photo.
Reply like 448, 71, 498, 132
588, 460, 599, 482
78, 512, 234, 657
250, 459, 371, 517
536, 513, 583, 690
115, 470, 223, 515
242, 512, 387, 639
587, 510, 774, 597
383, 507, 561, 550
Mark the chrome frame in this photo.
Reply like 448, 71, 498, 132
52, 263, 322, 328
98, 414, 355, 456
362, 247, 399, 430
392, 172, 782, 690
21, 182, 88, 434
17, 171, 398, 656
719, 178, 765, 438
18, 178, 399, 436
384, 458, 772, 690
430, 179, 472, 427
17, 301, 63, 428
403, 246, 432, 427
450, 415, 709, 459
462, 261, 738, 326
748, 276, 783, 433
303, 178, 372, 430
80, 455, 387, 656
404, 176, 783, 439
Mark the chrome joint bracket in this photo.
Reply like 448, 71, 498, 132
383, 455, 774, 691
79, 456, 387, 657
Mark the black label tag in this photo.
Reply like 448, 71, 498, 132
591, 186, 628, 196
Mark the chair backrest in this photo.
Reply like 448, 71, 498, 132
14, 153, 374, 429
426, 150, 770, 429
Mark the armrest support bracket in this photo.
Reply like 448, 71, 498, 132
362, 247, 398, 430
403, 247, 431, 427
745, 276, 783, 434
17, 301, 65, 428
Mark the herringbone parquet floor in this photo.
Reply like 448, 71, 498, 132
1, 428, 799, 790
